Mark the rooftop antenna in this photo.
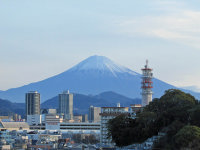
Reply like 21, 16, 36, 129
145, 59, 148, 68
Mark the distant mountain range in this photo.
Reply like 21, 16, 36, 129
181, 86, 200, 93
42, 91, 141, 114
0, 55, 199, 103
0, 98, 25, 117
0, 91, 140, 116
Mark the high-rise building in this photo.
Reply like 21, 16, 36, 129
59, 90, 73, 120
141, 60, 153, 106
25, 91, 40, 117
88, 105, 101, 123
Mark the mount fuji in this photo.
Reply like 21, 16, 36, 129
0, 55, 199, 103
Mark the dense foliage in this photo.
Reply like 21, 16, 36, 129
107, 89, 200, 149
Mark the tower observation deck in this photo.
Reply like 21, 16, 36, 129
141, 60, 153, 106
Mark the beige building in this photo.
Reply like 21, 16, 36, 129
89, 106, 101, 123
130, 104, 142, 113
0, 121, 29, 131
0, 116, 10, 120
73, 115, 83, 122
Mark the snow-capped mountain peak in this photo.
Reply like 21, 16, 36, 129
68, 55, 138, 75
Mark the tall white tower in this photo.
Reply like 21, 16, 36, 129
141, 60, 153, 106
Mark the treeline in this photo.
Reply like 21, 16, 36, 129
108, 89, 200, 149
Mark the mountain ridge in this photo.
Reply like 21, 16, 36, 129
0, 55, 199, 102
41, 91, 141, 114
0, 91, 139, 116
68, 55, 139, 76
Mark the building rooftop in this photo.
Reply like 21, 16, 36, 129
27, 91, 38, 94
101, 107, 129, 108
1, 121, 29, 129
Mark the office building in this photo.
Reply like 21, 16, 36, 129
59, 90, 73, 120
25, 91, 40, 117
89, 106, 101, 123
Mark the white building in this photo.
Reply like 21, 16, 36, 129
27, 115, 42, 125
48, 109, 57, 114
100, 105, 129, 146
60, 122, 100, 131
45, 114, 63, 130
29, 121, 100, 134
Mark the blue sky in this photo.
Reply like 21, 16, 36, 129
1, 0, 200, 91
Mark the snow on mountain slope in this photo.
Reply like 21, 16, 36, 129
0, 55, 199, 102
68, 55, 138, 76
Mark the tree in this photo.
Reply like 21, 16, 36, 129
174, 125, 200, 149
145, 89, 197, 130
107, 114, 135, 147
107, 89, 200, 148
189, 105, 200, 127
153, 120, 185, 150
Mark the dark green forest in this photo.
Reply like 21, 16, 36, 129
108, 89, 200, 149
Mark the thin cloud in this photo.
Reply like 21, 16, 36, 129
114, 2, 200, 49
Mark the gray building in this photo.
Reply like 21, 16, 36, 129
25, 91, 40, 117
88, 106, 101, 123
59, 90, 73, 120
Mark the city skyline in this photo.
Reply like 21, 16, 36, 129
1, 0, 200, 91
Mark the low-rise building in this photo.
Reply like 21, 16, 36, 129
100, 105, 129, 146
27, 114, 42, 125
60, 122, 100, 131
73, 115, 82, 123
130, 104, 142, 118
0, 121, 29, 131
45, 114, 63, 130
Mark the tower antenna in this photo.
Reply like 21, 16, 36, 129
146, 59, 148, 67
141, 60, 153, 106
